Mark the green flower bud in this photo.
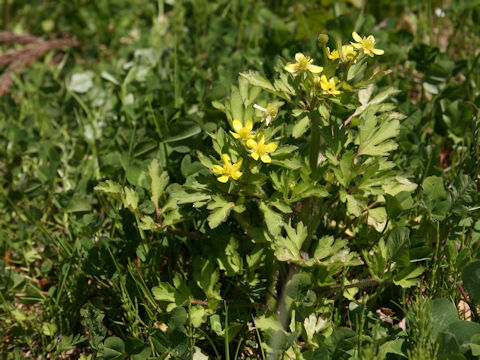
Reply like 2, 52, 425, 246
318, 34, 329, 46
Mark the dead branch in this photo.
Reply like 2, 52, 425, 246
0, 33, 79, 96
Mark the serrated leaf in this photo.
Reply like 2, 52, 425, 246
387, 227, 410, 266
149, 159, 169, 209
240, 71, 276, 92
357, 111, 399, 157
123, 187, 139, 211
190, 306, 207, 328
138, 215, 157, 231
423, 176, 450, 221
254, 314, 284, 332
162, 125, 201, 143
346, 195, 363, 217
393, 265, 425, 288
152, 283, 176, 303
42, 322, 58, 336
94, 180, 123, 195
285, 221, 307, 250
171, 191, 211, 205
230, 87, 244, 121
292, 116, 310, 138
367, 207, 387, 232
259, 202, 283, 237
207, 197, 235, 229
211, 100, 225, 112
195, 259, 220, 300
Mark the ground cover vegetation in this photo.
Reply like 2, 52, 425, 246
1, 0, 480, 358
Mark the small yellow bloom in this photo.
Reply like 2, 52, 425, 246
230, 119, 254, 141
246, 134, 278, 163
284, 53, 323, 74
212, 154, 243, 183
350, 32, 384, 57
327, 45, 357, 62
341, 44, 357, 61
326, 47, 340, 60
319, 75, 342, 96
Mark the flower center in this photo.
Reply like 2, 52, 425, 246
223, 163, 235, 176
363, 38, 375, 50
239, 128, 250, 139
298, 56, 312, 69
256, 142, 268, 156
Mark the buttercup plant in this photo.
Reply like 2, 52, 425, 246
96, 32, 419, 358
177, 31, 418, 356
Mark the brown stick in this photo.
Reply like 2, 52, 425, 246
0, 31, 40, 44
0, 34, 79, 96
457, 282, 479, 320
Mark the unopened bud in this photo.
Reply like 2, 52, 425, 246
318, 34, 329, 46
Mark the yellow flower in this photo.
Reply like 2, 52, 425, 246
350, 32, 384, 57
212, 154, 243, 183
284, 53, 323, 74
319, 75, 342, 96
341, 44, 357, 61
326, 47, 339, 60
246, 134, 278, 163
327, 45, 357, 62
230, 119, 254, 141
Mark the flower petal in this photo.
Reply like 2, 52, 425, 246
232, 158, 243, 170
260, 154, 271, 163
295, 52, 305, 62
352, 32, 362, 42
250, 152, 259, 161
221, 154, 231, 164
212, 165, 224, 174
265, 115, 272, 126
320, 75, 328, 89
350, 42, 362, 49
232, 119, 243, 133
308, 64, 323, 73
284, 64, 298, 73
232, 171, 242, 180
245, 119, 253, 132
230, 131, 241, 139
372, 48, 384, 55
217, 175, 229, 183
264, 142, 278, 153
246, 139, 257, 149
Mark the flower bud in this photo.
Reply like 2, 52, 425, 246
318, 34, 329, 46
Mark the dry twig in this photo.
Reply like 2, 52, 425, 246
0, 32, 78, 96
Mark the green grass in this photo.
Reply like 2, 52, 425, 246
1, 0, 480, 359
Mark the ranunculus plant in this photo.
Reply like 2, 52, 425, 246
96, 32, 420, 358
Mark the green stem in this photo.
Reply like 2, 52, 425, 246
309, 111, 321, 172
225, 302, 230, 360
